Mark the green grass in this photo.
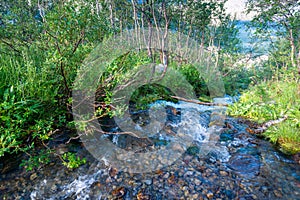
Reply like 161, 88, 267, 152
0, 48, 63, 163
227, 79, 300, 154
0, 50, 58, 102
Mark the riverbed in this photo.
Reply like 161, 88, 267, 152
1, 100, 299, 199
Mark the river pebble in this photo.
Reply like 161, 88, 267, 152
143, 179, 152, 185
220, 170, 228, 176
30, 173, 37, 181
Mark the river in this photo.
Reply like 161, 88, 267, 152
1, 99, 299, 199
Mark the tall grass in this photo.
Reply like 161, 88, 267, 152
0, 48, 58, 103
0, 46, 61, 158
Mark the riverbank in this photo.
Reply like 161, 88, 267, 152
227, 77, 300, 154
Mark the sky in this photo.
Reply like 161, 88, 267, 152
224, 0, 256, 21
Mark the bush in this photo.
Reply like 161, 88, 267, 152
0, 87, 53, 157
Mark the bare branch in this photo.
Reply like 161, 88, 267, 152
170, 96, 228, 107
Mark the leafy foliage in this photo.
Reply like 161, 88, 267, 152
0, 87, 53, 157
0, 0, 109, 168
62, 152, 87, 169
20, 149, 52, 171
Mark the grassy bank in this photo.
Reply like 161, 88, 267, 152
227, 76, 300, 154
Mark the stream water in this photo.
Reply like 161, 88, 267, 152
1, 99, 299, 199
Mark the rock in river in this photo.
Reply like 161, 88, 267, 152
228, 154, 260, 177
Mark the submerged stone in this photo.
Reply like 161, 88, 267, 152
220, 133, 234, 142
228, 154, 260, 177
236, 147, 260, 156
186, 146, 200, 156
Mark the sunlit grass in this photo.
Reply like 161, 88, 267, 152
227, 78, 300, 154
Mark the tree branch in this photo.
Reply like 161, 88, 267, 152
246, 115, 288, 134
170, 96, 228, 106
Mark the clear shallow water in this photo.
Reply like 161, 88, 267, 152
21, 99, 299, 199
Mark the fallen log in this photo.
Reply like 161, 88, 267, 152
246, 115, 288, 134
170, 96, 228, 107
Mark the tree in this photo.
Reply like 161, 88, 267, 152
246, 0, 300, 74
